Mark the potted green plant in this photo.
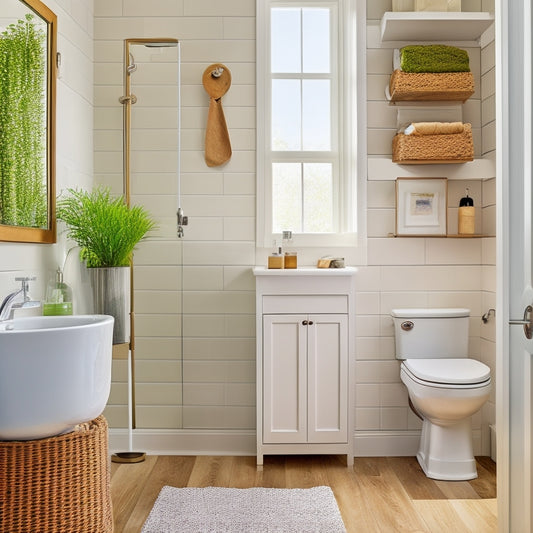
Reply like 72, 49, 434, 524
56, 186, 155, 344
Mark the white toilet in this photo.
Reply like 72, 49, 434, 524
391, 308, 491, 481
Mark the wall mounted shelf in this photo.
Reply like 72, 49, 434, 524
390, 234, 493, 239
380, 12, 494, 43
446, 234, 492, 238
387, 99, 465, 107
368, 155, 496, 180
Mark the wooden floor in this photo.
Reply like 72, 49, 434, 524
111, 455, 497, 533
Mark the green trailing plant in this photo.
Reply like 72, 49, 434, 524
0, 14, 47, 227
56, 187, 156, 268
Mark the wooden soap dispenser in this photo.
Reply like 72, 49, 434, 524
458, 188, 475, 235
268, 241, 284, 269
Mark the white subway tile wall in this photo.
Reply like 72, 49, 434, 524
92, 0, 496, 454
95, 0, 256, 430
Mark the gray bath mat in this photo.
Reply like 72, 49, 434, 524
141, 485, 347, 532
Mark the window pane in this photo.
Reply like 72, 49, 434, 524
271, 8, 301, 73
272, 79, 301, 150
302, 80, 330, 150
303, 8, 330, 73
272, 163, 302, 233
303, 163, 333, 232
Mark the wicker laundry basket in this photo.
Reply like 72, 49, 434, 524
389, 69, 475, 102
392, 123, 474, 164
0, 416, 112, 533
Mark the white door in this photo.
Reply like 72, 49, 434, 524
498, 0, 533, 530
307, 315, 348, 443
262, 315, 307, 443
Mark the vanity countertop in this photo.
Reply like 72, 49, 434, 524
253, 266, 357, 276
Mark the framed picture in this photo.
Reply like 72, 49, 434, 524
396, 177, 448, 236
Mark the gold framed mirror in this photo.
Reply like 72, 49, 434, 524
0, 0, 56, 243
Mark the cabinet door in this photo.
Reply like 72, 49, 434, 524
307, 314, 348, 443
263, 315, 307, 444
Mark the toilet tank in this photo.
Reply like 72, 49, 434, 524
391, 308, 469, 359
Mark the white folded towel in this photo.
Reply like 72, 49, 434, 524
404, 121, 465, 136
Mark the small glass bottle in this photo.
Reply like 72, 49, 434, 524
282, 230, 297, 269
43, 267, 73, 316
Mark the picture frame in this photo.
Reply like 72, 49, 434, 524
395, 177, 448, 236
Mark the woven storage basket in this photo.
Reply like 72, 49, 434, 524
389, 69, 475, 102
392, 123, 474, 164
0, 416, 112, 533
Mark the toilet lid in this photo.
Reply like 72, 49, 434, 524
403, 358, 490, 385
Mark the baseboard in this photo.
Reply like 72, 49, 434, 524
109, 429, 483, 458
109, 428, 256, 456
354, 431, 420, 456
353, 429, 483, 457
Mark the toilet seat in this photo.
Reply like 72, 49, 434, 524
402, 358, 491, 388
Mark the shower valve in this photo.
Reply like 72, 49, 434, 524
177, 208, 188, 226
177, 208, 188, 238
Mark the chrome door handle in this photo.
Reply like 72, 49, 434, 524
510, 305, 533, 339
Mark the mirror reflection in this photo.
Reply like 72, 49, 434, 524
0, 0, 56, 243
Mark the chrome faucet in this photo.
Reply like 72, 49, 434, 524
0, 277, 40, 321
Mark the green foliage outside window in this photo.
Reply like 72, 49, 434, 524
0, 14, 47, 228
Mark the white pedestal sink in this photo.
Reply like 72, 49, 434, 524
0, 314, 114, 440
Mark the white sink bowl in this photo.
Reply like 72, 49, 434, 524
0, 314, 114, 440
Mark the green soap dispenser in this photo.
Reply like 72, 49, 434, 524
43, 268, 73, 316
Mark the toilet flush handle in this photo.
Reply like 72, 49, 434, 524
401, 321, 414, 331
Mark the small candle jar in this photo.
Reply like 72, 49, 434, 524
458, 189, 475, 235
458, 206, 475, 234
284, 252, 297, 269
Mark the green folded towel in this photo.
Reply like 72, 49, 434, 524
400, 45, 470, 73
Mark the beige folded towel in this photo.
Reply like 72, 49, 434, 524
205, 97, 232, 167
405, 121, 465, 136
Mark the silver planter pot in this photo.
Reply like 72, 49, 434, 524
89, 266, 130, 345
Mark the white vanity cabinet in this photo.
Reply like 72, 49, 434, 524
262, 313, 348, 444
253, 267, 356, 467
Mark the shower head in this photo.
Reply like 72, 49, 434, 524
125, 37, 179, 48
144, 41, 179, 48
124, 38, 179, 76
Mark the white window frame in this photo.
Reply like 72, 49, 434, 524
256, 0, 366, 248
